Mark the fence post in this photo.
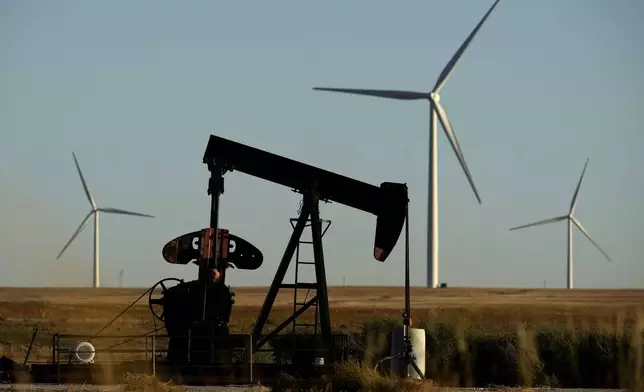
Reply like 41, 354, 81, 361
249, 334, 253, 384
55, 334, 61, 384
51, 334, 56, 364
152, 335, 156, 377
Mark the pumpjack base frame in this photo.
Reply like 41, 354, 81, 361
22, 332, 349, 386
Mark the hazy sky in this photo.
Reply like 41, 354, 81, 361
1, 0, 643, 289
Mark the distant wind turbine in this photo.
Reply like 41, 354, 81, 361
57, 152, 155, 288
313, 0, 501, 288
509, 158, 612, 289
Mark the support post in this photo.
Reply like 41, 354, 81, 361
51, 334, 55, 365
252, 189, 335, 354
151, 335, 156, 376
56, 334, 60, 384
23, 328, 37, 366
251, 195, 313, 350
249, 334, 253, 384
187, 328, 192, 363
310, 195, 332, 344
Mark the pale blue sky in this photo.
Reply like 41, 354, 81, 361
1, 0, 643, 289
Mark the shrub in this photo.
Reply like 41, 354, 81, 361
351, 320, 644, 389
121, 373, 186, 392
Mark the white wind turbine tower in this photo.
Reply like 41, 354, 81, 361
56, 152, 155, 288
509, 158, 612, 289
313, 0, 501, 288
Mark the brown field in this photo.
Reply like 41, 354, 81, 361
1, 286, 644, 363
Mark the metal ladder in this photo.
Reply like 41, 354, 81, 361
289, 217, 332, 337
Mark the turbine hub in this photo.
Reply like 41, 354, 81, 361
430, 91, 440, 102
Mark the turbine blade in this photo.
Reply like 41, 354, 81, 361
571, 216, 612, 262
569, 158, 590, 214
312, 87, 429, 100
72, 152, 97, 209
433, 0, 501, 93
431, 98, 481, 204
99, 207, 155, 218
56, 211, 94, 259
509, 215, 567, 231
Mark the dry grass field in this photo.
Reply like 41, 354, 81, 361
1, 285, 643, 363
2, 286, 644, 388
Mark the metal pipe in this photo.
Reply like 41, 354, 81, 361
404, 204, 410, 325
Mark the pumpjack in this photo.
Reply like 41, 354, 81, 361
5, 133, 409, 385
153, 133, 409, 368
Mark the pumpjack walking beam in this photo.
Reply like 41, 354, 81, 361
202, 134, 409, 353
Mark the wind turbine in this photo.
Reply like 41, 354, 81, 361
313, 0, 501, 288
509, 158, 612, 289
56, 152, 155, 288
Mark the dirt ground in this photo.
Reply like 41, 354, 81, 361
1, 286, 643, 362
